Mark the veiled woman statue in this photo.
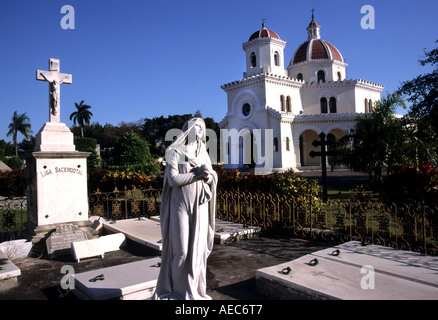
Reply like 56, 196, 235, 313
152, 117, 217, 300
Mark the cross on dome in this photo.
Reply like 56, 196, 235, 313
307, 9, 321, 39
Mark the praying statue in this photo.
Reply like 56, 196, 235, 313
152, 117, 218, 300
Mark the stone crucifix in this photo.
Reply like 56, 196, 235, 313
36, 58, 72, 123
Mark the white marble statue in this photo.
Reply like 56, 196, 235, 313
36, 58, 72, 123
152, 117, 217, 300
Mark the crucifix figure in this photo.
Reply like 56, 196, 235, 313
36, 58, 72, 123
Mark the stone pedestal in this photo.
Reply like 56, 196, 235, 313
35, 122, 75, 152
25, 150, 91, 238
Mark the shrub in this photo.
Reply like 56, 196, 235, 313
88, 168, 162, 192
110, 131, 160, 175
213, 165, 320, 202
381, 163, 438, 221
5, 156, 23, 170
0, 169, 26, 197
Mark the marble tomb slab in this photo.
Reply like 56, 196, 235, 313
72, 257, 161, 300
256, 241, 438, 300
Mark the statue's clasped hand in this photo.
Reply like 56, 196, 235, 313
194, 165, 212, 183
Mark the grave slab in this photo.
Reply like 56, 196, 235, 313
103, 218, 162, 254
0, 250, 20, 290
0, 239, 32, 259
98, 233, 127, 253
103, 218, 261, 252
71, 233, 127, 262
46, 224, 93, 259
71, 239, 104, 263
72, 257, 161, 300
256, 241, 438, 300
214, 220, 261, 244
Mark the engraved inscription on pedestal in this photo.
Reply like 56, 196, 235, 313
46, 224, 93, 259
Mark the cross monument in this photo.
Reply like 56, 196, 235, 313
36, 58, 72, 123
309, 132, 334, 202
26, 58, 91, 243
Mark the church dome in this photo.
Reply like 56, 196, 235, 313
290, 15, 344, 65
248, 21, 281, 41
291, 39, 343, 64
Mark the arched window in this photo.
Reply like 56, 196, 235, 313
286, 137, 290, 151
273, 137, 279, 152
337, 72, 342, 81
297, 73, 303, 81
329, 97, 337, 113
317, 70, 325, 83
250, 52, 257, 68
369, 100, 373, 112
320, 97, 328, 113
286, 96, 292, 112
364, 98, 368, 113
274, 52, 279, 66
280, 95, 285, 112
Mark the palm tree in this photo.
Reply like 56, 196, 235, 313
70, 100, 93, 137
7, 111, 32, 156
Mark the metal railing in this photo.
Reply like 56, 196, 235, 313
0, 197, 27, 242
2, 188, 436, 256
215, 190, 438, 255
88, 186, 161, 221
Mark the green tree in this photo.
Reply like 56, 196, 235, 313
397, 40, 438, 159
7, 111, 32, 156
142, 114, 193, 157
0, 139, 15, 159
111, 131, 160, 174
71, 121, 105, 142
70, 100, 93, 137
397, 40, 438, 133
18, 136, 36, 156
142, 113, 219, 158
332, 93, 437, 185
332, 93, 402, 184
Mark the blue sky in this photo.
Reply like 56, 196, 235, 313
0, 0, 437, 143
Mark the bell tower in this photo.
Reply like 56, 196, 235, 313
243, 20, 287, 77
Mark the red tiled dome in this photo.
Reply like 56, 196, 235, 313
249, 28, 281, 41
292, 39, 343, 64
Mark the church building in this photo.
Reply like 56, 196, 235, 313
219, 15, 384, 171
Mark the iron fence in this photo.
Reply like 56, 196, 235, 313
0, 197, 27, 242
216, 190, 438, 255
88, 186, 161, 221
2, 188, 436, 256
87, 187, 438, 255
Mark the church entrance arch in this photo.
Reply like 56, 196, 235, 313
238, 129, 256, 171
299, 129, 320, 166
326, 128, 347, 169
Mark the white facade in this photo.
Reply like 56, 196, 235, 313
219, 16, 384, 172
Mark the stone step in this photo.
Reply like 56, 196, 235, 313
72, 257, 161, 300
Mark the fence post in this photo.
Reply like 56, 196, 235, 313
124, 185, 128, 219
423, 201, 427, 254
309, 190, 313, 237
